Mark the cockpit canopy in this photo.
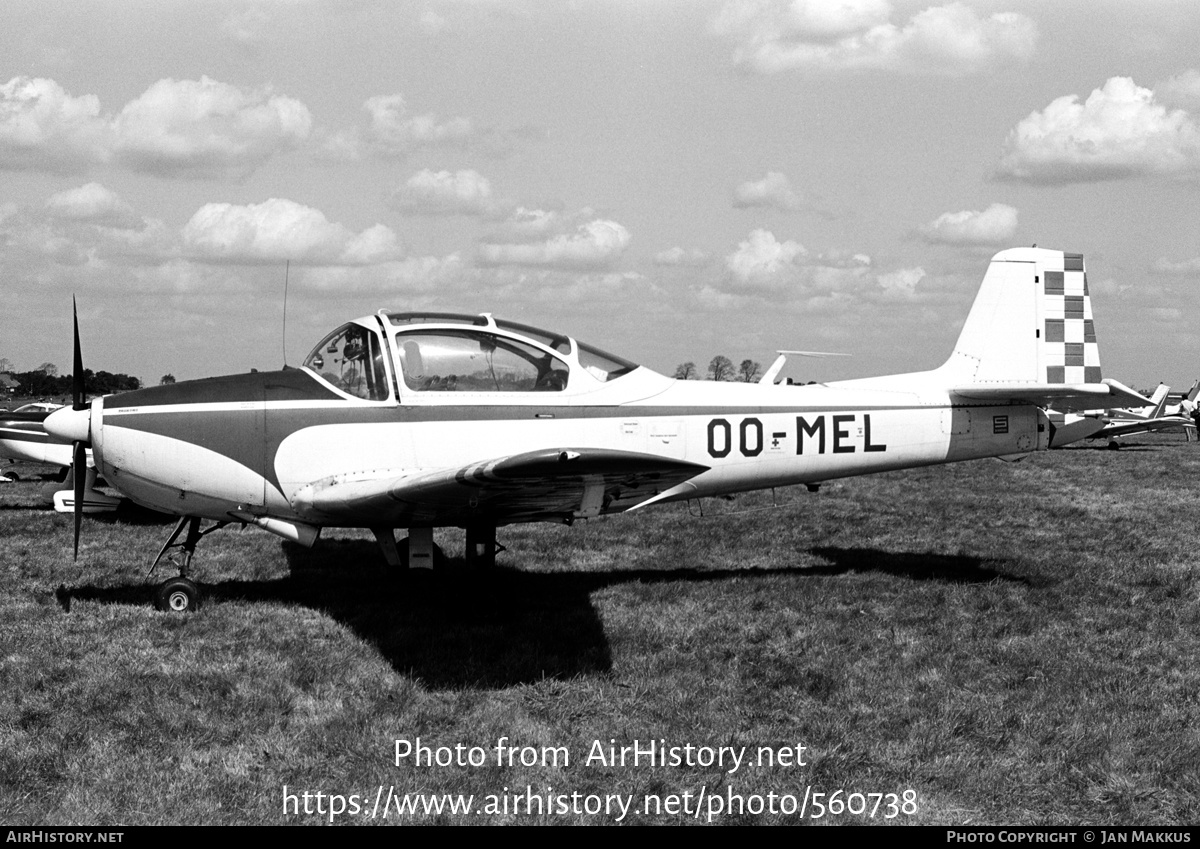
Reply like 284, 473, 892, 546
303, 322, 390, 401
302, 311, 640, 401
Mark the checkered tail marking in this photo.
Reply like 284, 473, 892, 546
1042, 253, 1101, 385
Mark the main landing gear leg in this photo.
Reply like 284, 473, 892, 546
149, 516, 227, 613
465, 525, 501, 570
406, 527, 436, 570
371, 527, 403, 567
372, 528, 449, 571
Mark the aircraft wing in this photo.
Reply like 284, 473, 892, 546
292, 448, 709, 527
949, 378, 1152, 413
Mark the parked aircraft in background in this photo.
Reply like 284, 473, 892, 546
0, 405, 122, 512
12, 402, 65, 414
46, 248, 1150, 612
1088, 379, 1199, 447
1047, 380, 1198, 448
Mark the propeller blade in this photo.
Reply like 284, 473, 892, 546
71, 296, 88, 559
72, 440, 86, 559
72, 297, 86, 411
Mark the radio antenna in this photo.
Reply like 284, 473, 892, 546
282, 260, 290, 367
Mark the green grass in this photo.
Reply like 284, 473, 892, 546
1, 435, 1199, 825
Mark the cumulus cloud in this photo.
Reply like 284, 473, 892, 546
481, 206, 579, 243
725, 228, 809, 286
1152, 256, 1200, 276
302, 253, 469, 295
476, 219, 631, 270
388, 169, 506, 216
714, 229, 922, 307
316, 94, 476, 161
320, 92, 541, 161
362, 94, 472, 157
711, 0, 1037, 75
0, 75, 311, 179
0, 187, 172, 267
877, 266, 926, 298
918, 203, 1018, 245
44, 183, 144, 230
0, 77, 111, 172
181, 198, 402, 266
733, 171, 802, 211
113, 77, 311, 178
654, 246, 711, 267
1158, 70, 1200, 111
367, 95, 472, 150
998, 76, 1200, 184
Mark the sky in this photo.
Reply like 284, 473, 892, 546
2, 0, 1198, 391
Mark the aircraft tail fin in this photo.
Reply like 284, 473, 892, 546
1147, 383, 1170, 417
938, 248, 1101, 387
1187, 379, 1200, 404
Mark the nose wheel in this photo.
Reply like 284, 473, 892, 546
154, 576, 202, 613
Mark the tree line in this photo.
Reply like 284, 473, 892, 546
673, 356, 762, 382
0, 361, 142, 398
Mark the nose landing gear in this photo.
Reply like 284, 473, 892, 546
150, 516, 228, 613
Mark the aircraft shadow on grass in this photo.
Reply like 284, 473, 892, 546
1068, 441, 1163, 452
53, 538, 1026, 689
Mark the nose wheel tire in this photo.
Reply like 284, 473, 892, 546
155, 577, 202, 613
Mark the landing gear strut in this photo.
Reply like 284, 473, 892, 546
465, 524, 502, 570
150, 516, 227, 612
370, 525, 503, 570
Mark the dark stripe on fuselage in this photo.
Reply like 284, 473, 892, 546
110, 368, 342, 409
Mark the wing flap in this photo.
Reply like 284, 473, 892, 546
293, 448, 708, 527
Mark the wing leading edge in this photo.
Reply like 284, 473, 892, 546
292, 448, 710, 527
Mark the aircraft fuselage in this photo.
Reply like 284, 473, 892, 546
85, 366, 1044, 529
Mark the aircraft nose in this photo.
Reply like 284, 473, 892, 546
45, 405, 91, 444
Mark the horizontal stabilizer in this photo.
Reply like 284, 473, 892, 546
950, 378, 1153, 413
760, 350, 849, 385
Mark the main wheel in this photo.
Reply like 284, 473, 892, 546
155, 577, 202, 612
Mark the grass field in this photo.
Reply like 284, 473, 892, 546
2, 434, 1198, 825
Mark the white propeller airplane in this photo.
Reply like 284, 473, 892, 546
0, 406, 122, 512
46, 247, 1150, 612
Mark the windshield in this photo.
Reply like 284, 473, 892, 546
304, 323, 390, 400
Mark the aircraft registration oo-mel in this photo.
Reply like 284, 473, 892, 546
45, 247, 1150, 612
